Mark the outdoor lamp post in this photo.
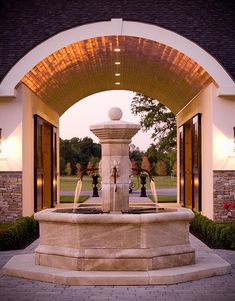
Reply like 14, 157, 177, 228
92, 174, 99, 197
140, 174, 147, 197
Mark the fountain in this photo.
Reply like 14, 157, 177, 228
34, 107, 195, 271
3, 107, 231, 285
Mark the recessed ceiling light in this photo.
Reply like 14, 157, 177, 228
115, 73, 120, 76
115, 82, 121, 85
115, 62, 121, 65
114, 48, 121, 52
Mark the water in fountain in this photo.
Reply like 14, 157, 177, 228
150, 179, 159, 210
73, 178, 82, 212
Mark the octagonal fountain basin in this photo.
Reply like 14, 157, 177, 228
34, 207, 195, 272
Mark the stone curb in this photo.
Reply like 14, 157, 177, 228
3, 252, 231, 286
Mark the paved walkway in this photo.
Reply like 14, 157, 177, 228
0, 235, 235, 301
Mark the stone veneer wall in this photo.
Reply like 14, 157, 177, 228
213, 170, 235, 221
0, 172, 22, 222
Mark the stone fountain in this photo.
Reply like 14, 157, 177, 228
34, 107, 195, 271
3, 107, 231, 285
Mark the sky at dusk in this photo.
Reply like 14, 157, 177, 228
59, 90, 154, 151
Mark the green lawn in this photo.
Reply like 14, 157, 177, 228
60, 195, 89, 203
60, 175, 177, 192
151, 176, 177, 189
60, 176, 93, 191
149, 195, 177, 203
60, 194, 176, 203
132, 176, 177, 189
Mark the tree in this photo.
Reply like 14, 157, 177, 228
65, 162, 72, 176
130, 159, 139, 175
60, 157, 66, 175
60, 137, 101, 175
76, 162, 82, 178
129, 144, 143, 168
155, 160, 168, 176
89, 156, 100, 169
146, 144, 160, 175
86, 160, 94, 175
131, 93, 177, 174
131, 93, 176, 153
172, 161, 177, 176
141, 155, 151, 172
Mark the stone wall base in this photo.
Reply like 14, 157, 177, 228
213, 170, 235, 222
0, 171, 22, 222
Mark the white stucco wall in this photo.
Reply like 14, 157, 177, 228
177, 84, 214, 219
0, 95, 23, 171
212, 93, 235, 170
177, 83, 235, 219
19, 84, 59, 216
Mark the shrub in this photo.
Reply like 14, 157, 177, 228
219, 225, 235, 249
214, 224, 225, 241
0, 216, 39, 251
190, 212, 235, 250
1, 228, 17, 250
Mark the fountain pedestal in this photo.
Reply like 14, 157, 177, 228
90, 107, 140, 212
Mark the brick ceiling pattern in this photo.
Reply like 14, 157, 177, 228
21, 36, 214, 115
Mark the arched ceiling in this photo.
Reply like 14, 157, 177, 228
21, 36, 214, 115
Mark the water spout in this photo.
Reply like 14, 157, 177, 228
73, 178, 82, 212
111, 161, 120, 212
150, 179, 159, 210
113, 166, 117, 192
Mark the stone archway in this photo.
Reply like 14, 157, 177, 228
0, 19, 234, 222
0, 19, 234, 97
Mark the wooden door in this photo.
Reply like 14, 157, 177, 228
192, 114, 201, 211
184, 121, 193, 208
34, 116, 44, 212
34, 115, 58, 211
51, 126, 58, 207
42, 122, 52, 208
179, 114, 201, 211
179, 126, 185, 206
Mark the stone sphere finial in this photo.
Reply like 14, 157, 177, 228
108, 107, 123, 120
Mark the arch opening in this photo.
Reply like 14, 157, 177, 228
1, 19, 234, 102
20, 35, 215, 115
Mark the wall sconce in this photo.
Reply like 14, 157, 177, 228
228, 127, 235, 158
0, 129, 21, 163
234, 127, 235, 152
0, 128, 5, 159
0, 128, 2, 155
